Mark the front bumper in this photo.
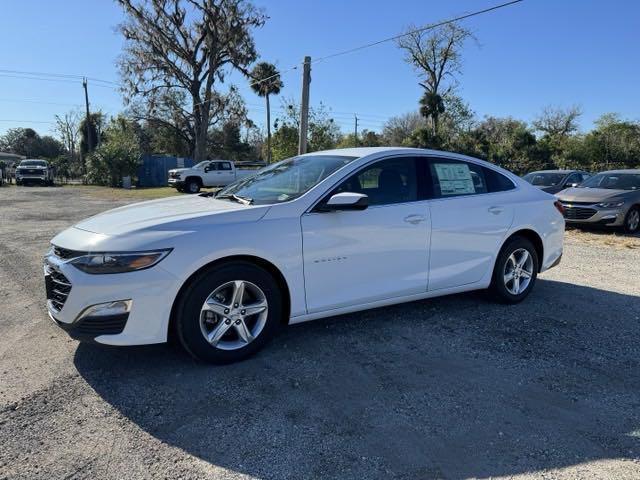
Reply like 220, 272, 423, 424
168, 178, 184, 188
44, 252, 180, 345
17, 175, 47, 182
560, 202, 626, 227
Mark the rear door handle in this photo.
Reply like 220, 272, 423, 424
404, 214, 426, 225
488, 206, 503, 215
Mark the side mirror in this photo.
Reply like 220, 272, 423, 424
321, 192, 368, 211
568, 183, 579, 188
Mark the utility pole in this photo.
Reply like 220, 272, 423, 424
354, 114, 359, 147
298, 56, 311, 155
82, 77, 92, 175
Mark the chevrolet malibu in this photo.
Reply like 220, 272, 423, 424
45, 148, 564, 363
555, 170, 640, 233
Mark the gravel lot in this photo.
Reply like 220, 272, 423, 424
1, 185, 639, 480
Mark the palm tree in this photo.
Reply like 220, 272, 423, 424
250, 62, 283, 163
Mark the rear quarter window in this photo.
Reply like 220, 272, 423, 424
482, 167, 516, 192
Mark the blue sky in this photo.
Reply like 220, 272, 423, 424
1, 0, 639, 137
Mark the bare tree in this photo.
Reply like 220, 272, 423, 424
533, 105, 582, 138
396, 23, 473, 135
54, 110, 81, 160
382, 112, 426, 145
117, 0, 265, 160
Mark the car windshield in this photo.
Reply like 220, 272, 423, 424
580, 173, 640, 190
20, 160, 47, 167
216, 155, 358, 205
193, 161, 210, 169
523, 172, 566, 186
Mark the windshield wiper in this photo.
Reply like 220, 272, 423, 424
215, 193, 254, 205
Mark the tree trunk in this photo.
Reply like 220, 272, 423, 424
193, 102, 209, 161
266, 93, 271, 164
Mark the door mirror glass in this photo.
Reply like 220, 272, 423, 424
323, 192, 368, 211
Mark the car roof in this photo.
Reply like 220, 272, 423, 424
527, 169, 580, 174
302, 147, 522, 180
598, 169, 640, 174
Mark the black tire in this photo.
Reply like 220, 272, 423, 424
175, 261, 283, 363
623, 206, 640, 234
185, 178, 201, 194
489, 236, 539, 304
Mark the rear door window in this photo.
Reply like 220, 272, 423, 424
429, 159, 487, 198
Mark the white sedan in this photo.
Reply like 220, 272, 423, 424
45, 148, 564, 363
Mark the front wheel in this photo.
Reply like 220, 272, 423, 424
623, 206, 640, 234
185, 179, 201, 194
489, 236, 539, 304
175, 261, 283, 363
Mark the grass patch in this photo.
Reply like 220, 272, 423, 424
60, 184, 210, 201
565, 227, 640, 250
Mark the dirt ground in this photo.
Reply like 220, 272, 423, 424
1, 185, 639, 480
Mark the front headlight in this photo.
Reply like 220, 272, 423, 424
70, 249, 172, 274
597, 201, 624, 208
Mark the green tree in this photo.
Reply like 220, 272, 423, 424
269, 100, 341, 160
270, 124, 298, 161
0, 127, 64, 159
250, 62, 283, 163
583, 114, 640, 170
86, 116, 141, 187
533, 105, 582, 168
337, 130, 382, 148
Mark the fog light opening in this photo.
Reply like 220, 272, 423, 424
76, 300, 132, 320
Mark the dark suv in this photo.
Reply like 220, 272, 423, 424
523, 170, 591, 194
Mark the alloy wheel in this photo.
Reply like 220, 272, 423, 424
503, 248, 534, 295
199, 280, 268, 351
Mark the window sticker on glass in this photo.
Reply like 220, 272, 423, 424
434, 163, 476, 196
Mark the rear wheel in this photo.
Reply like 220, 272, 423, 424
623, 206, 640, 234
175, 261, 283, 363
490, 236, 538, 304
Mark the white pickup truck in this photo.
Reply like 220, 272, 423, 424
16, 159, 55, 186
168, 160, 255, 193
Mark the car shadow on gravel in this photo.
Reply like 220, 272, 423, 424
73, 279, 640, 479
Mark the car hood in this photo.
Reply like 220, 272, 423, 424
555, 187, 630, 203
168, 167, 194, 173
70, 195, 269, 236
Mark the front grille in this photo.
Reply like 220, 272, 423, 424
45, 265, 72, 312
52, 245, 84, 260
563, 206, 597, 220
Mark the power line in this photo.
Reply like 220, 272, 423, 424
0, 68, 120, 86
0, 119, 55, 124
311, 0, 524, 64
0, 97, 83, 107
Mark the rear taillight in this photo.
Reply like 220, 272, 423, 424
554, 200, 565, 215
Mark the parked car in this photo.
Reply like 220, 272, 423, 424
15, 159, 55, 186
555, 169, 640, 233
168, 159, 255, 193
522, 169, 591, 194
45, 147, 564, 363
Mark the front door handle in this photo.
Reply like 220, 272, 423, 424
404, 214, 426, 225
488, 206, 504, 215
